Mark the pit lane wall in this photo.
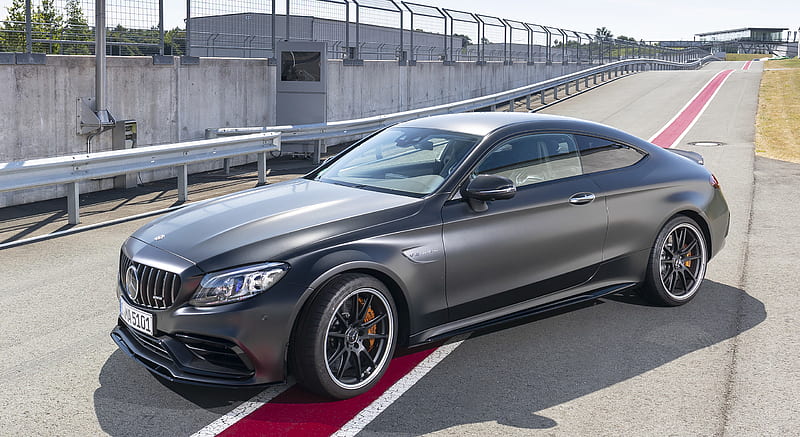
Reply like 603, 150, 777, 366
0, 56, 587, 207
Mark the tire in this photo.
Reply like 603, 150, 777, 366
640, 216, 708, 306
291, 273, 397, 399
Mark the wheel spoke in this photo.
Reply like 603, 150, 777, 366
328, 332, 347, 338
684, 255, 702, 262
681, 240, 698, 256
362, 313, 387, 329
357, 294, 374, 321
362, 349, 378, 368
328, 344, 345, 367
362, 333, 389, 340
677, 228, 686, 250
350, 294, 360, 324
354, 349, 364, 381
336, 350, 350, 379
335, 311, 348, 327
684, 267, 697, 284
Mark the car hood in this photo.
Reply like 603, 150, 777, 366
132, 179, 421, 272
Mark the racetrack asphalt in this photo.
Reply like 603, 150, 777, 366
0, 60, 797, 436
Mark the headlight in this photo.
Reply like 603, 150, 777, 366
190, 262, 289, 307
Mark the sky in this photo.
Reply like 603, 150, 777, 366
1, 0, 798, 42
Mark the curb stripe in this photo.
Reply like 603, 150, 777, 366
743, 60, 753, 70
332, 339, 466, 437
191, 384, 289, 437
649, 69, 734, 148
216, 346, 443, 436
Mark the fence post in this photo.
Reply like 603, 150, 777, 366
185, 0, 191, 56
158, 0, 165, 55
25, 0, 32, 53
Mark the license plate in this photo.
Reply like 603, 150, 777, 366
120, 298, 155, 336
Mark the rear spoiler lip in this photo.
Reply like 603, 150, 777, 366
668, 149, 704, 165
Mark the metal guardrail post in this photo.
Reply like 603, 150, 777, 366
258, 152, 268, 184
177, 165, 188, 202
67, 182, 80, 224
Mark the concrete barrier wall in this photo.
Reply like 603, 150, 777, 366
1, 56, 595, 208
0, 56, 275, 207
326, 60, 586, 121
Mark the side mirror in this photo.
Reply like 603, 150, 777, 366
462, 174, 516, 212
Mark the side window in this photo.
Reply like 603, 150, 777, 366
475, 133, 582, 187
576, 135, 645, 174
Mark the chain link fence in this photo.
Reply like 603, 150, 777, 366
1, 0, 694, 63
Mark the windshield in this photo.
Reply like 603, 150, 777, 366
313, 127, 480, 196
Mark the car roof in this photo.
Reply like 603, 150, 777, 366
397, 112, 586, 137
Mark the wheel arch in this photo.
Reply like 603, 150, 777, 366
669, 209, 713, 256
285, 261, 412, 376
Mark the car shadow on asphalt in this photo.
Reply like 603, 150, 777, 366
92, 280, 764, 436
360, 279, 765, 434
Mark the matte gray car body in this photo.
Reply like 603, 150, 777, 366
111, 113, 729, 387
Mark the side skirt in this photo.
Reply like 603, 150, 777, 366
408, 282, 638, 346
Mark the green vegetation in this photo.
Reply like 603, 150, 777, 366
726, 53, 769, 61
1, 1, 184, 55
756, 59, 800, 163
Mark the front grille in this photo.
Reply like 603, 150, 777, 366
120, 252, 181, 309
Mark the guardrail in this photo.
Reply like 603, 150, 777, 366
208, 56, 719, 163
0, 132, 281, 225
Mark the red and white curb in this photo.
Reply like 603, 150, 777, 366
649, 69, 735, 148
192, 337, 465, 436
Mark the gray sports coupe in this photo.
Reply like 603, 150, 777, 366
112, 113, 729, 399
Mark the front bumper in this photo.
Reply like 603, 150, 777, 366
112, 237, 303, 386
111, 321, 260, 386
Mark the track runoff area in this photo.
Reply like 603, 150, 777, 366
181, 62, 748, 436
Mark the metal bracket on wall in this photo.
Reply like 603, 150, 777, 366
15, 53, 46, 65
77, 97, 116, 136
152, 55, 174, 65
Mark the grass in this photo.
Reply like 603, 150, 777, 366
726, 53, 769, 61
755, 59, 800, 163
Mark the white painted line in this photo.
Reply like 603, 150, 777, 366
332, 338, 467, 437
647, 72, 721, 143
190, 383, 290, 437
663, 71, 734, 149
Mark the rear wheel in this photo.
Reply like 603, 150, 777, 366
641, 216, 708, 306
291, 273, 397, 399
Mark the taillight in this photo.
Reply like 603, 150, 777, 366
710, 174, 720, 189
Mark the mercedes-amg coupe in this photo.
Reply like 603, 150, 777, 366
112, 113, 729, 399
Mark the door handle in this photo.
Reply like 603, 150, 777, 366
569, 192, 596, 205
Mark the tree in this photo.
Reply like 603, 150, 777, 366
2, 0, 27, 51
164, 27, 185, 56
596, 27, 613, 40
452, 33, 471, 48
480, 36, 491, 45
617, 35, 636, 42
32, 0, 63, 53
63, 0, 91, 54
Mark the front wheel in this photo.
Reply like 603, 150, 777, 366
641, 216, 708, 306
291, 274, 397, 399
